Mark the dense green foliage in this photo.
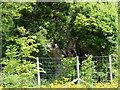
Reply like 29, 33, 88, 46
1, 2, 48, 57
73, 3, 118, 55
2, 2, 118, 57
1, 2, 118, 88
1, 35, 46, 88
60, 57, 76, 77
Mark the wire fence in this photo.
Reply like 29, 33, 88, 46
0, 55, 118, 87
37, 55, 118, 86
39, 57, 77, 84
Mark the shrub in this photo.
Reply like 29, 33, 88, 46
59, 57, 76, 78
1, 37, 45, 88
1, 58, 38, 88
80, 55, 97, 83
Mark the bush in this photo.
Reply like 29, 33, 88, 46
1, 58, 38, 88
59, 57, 76, 78
80, 55, 97, 83
1, 37, 45, 88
